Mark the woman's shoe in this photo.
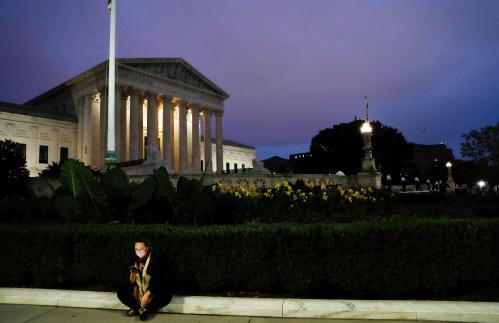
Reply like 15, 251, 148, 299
139, 308, 149, 321
127, 309, 139, 316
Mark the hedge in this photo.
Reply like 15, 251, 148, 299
1, 219, 498, 300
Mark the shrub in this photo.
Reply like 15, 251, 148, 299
1, 219, 497, 300
0, 139, 30, 198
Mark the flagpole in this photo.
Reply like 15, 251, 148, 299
105, 0, 117, 169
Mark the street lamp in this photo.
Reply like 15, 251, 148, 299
445, 161, 454, 191
357, 96, 382, 189
360, 121, 372, 134
477, 180, 486, 193
360, 120, 377, 172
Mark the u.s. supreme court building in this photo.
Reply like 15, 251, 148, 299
0, 58, 257, 176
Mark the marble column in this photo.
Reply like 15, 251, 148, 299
129, 89, 140, 160
215, 111, 224, 174
178, 100, 188, 172
162, 96, 173, 169
138, 95, 145, 159
89, 93, 100, 167
170, 103, 176, 170
99, 90, 107, 168
83, 93, 93, 165
114, 87, 122, 162
191, 104, 201, 173
203, 109, 213, 173
77, 97, 84, 160
146, 92, 159, 160
120, 91, 128, 161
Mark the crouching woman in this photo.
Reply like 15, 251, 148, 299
117, 239, 172, 320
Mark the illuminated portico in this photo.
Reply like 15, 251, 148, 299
24, 58, 229, 174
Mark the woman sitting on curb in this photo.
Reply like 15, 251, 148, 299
117, 239, 172, 321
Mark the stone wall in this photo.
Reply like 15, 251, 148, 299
129, 172, 382, 188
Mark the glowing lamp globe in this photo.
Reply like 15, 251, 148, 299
446, 162, 452, 168
360, 121, 372, 134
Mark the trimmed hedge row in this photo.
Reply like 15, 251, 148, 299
1, 219, 498, 299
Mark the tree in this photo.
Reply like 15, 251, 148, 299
0, 139, 30, 198
309, 121, 363, 174
461, 122, 499, 167
309, 120, 416, 177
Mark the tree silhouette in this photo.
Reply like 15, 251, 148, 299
0, 139, 30, 198
461, 122, 499, 167
309, 120, 415, 176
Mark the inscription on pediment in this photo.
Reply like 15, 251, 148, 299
125, 63, 214, 93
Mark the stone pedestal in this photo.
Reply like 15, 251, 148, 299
361, 157, 377, 172
122, 159, 169, 176
357, 171, 382, 188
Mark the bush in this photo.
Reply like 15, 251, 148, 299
1, 219, 498, 300
0, 139, 30, 198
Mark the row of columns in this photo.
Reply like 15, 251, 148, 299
78, 87, 224, 174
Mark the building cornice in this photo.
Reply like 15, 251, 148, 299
25, 58, 229, 107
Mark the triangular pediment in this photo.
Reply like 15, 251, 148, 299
119, 58, 228, 98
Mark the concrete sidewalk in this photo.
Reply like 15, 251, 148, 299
1, 288, 498, 323
0, 304, 454, 323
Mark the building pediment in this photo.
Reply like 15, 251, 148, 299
119, 58, 228, 99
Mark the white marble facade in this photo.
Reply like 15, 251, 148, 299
0, 109, 77, 176
0, 58, 256, 175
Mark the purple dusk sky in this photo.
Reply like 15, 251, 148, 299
0, 0, 498, 159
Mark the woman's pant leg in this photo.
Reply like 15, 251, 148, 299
117, 284, 140, 310
146, 292, 172, 311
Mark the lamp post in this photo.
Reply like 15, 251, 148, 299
357, 96, 381, 188
360, 120, 377, 172
445, 161, 454, 191
477, 180, 486, 193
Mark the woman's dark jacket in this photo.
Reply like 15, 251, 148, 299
123, 252, 173, 299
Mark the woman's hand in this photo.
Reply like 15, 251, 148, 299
140, 291, 151, 308
129, 271, 137, 284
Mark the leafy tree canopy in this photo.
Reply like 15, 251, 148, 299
0, 139, 30, 198
461, 122, 499, 167
309, 120, 416, 176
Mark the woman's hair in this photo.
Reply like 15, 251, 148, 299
135, 239, 153, 252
